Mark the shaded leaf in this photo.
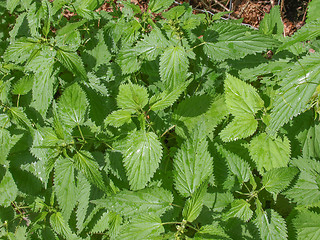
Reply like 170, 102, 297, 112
0, 170, 18, 207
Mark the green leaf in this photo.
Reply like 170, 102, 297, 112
216, 144, 251, 183
159, 45, 189, 89
93, 187, 173, 217
259, 5, 283, 36
173, 125, 213, 197
58, 83, 88, 128
50, 212, 77, 240
56, 49, 87, 80
224, 74, 264, 116
3, 38, 39, 64
120, 130, 162, 190
182, 182, 207, 222
278, 20, 320, 51
6, 0, 20, 13
115, 214, 164, 240
249, 133, 291, 173
194, 222, 231, 240
173, 94, 228, 138
0, 170, 18, 207
149, 80, 190, 111
203, 22, 279, 61
0, 129, 11, 165
267, 53, 320, 135
255, 208, 287, 240
262, 167, 299, 195
224, 199, 253, 222
105, 110, 132, 128
149, 0, 174, 13
219, 114, 258, 142
76, 173, 91, 234
117, 84, 148, 113
54, 157, 77, 222
91, 212, 110, 234
284, 158, 320, 206
8, 107, 32, 130
307, 0, 320, 22
292, 210, 320, 240
12, 75, 33, 95
73, 150, 105, 191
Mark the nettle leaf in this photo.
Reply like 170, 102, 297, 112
159, 45, 189, 89
293, 210, 320, 240
120, 130, 162, 190
307, 0, 320, 22
296, 115, 320, 158
219, 114, 258, 142
203, 21, 279, 61
194, 223, 231, 240
117, 84, 148, 113
216, 144, 251, 184
149, 0, 174, 13
224, 199, 253, 222
12, 75, 33, 95
255, 208, 287, 240
249, 133, 291, 173
267, 53, 320, 135
76, 173, 91, 233
73, 150, 105, 191
182, 183, 207, 222
93, 187, 173, 217
116, 213, 164, 240
50, 212, 77, 240
91, 212, 110, 234
173, 126, 213, 197
56, 49, 87, 80
105, 110, 132, 128
6, 0, 20, 13
278, 19, 320, 51
149, 80, 190, 111
262, 167, 299, 195
54, 157, 77, 222
173, 94, 228, 138
0, 170, 18, 207
259, 5, 283, 36
3, 38, 39, 64
225, 74, 264, 116
0, 129, 11, 165
58, 83, 88, 128
284, 158, 320, 206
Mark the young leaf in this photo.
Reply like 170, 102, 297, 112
117, 84, 148, 113
149, 0, 174, 13
73, 150, 105, 191
91, 212, 110, 234
255, 208, 288, 240
54, 157, 77, 222
292, 210, 320, 240
224, 199, 253, 222
262, 167, 299, 195
203, 21, 279, 61
249, 133, 291, 173
159, 45, 189, 89
219, 114, 258, 142
173, 126, 213, 197
93, 187, 173, 217
182, 182, 207, 222
284, 158, 320, 206
216, 144, 251, 184
12, 75, 33, 95
267, 53, 320, 136
224, 74, 264, 116
115, 214, 164, 240
149, 80, 190, 111
58, 83, 88, 128
0, 129, 11, 165
6, 0, 20, 13
104, 110, 132, 128
0, 170, 18, 207
119, 130, 162, 190
50, 212, 77, 240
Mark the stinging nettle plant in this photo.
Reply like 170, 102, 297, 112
0, 0, 320, 239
